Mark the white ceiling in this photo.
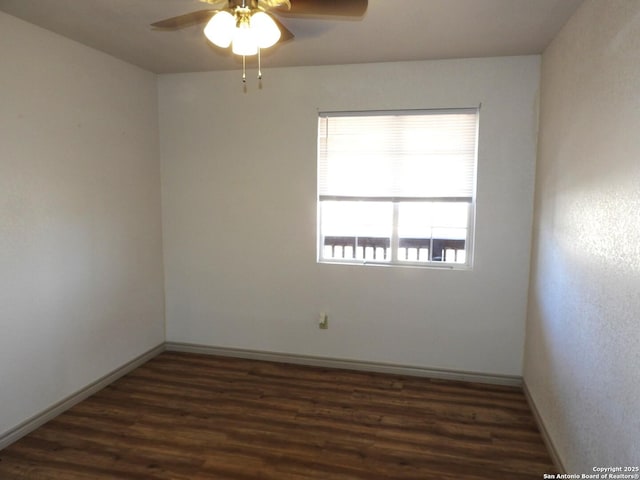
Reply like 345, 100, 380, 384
0, 0, 584, 74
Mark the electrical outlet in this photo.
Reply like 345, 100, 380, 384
318, 313, 328, 329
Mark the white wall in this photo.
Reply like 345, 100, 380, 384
159, 56, 539, 376
0, 12, 165, 437
525, 0, 640, 471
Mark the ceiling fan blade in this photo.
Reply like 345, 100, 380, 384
151, 10, 216, 29
199, 0, 229, 7
276, 0, 367, 17
271, 16, 295, 42
258, 0, 291, 8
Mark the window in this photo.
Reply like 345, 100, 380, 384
317, 108, 478, 268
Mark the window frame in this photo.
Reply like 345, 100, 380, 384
316, 108, 479, 270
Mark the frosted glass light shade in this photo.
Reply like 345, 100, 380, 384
251, 12, 281, 48
204, 11, 235, 48
232, 24, 258, 56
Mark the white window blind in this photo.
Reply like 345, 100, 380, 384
318, 109, 478, 200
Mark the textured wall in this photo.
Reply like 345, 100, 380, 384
525, 0, 640, 470
0, 12, 165, 437
159, 56, 540, 377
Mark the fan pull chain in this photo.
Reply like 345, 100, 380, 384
258, 48, 262, 80
242, 56, 247, 83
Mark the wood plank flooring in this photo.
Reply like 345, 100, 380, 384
0, 351, 556, 479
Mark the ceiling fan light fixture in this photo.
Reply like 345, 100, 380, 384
250, 11, 281, 49
204, 10, 235, 48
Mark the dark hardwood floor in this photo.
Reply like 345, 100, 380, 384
0, 351, 555, 479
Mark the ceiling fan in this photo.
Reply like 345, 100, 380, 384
152, 0, 368, 81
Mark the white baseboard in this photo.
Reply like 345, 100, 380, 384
523, 380, 565, 473
165, 342, 523, 387
0, 343, 165, 451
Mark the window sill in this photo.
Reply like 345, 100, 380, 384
317, 258, 472, 271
